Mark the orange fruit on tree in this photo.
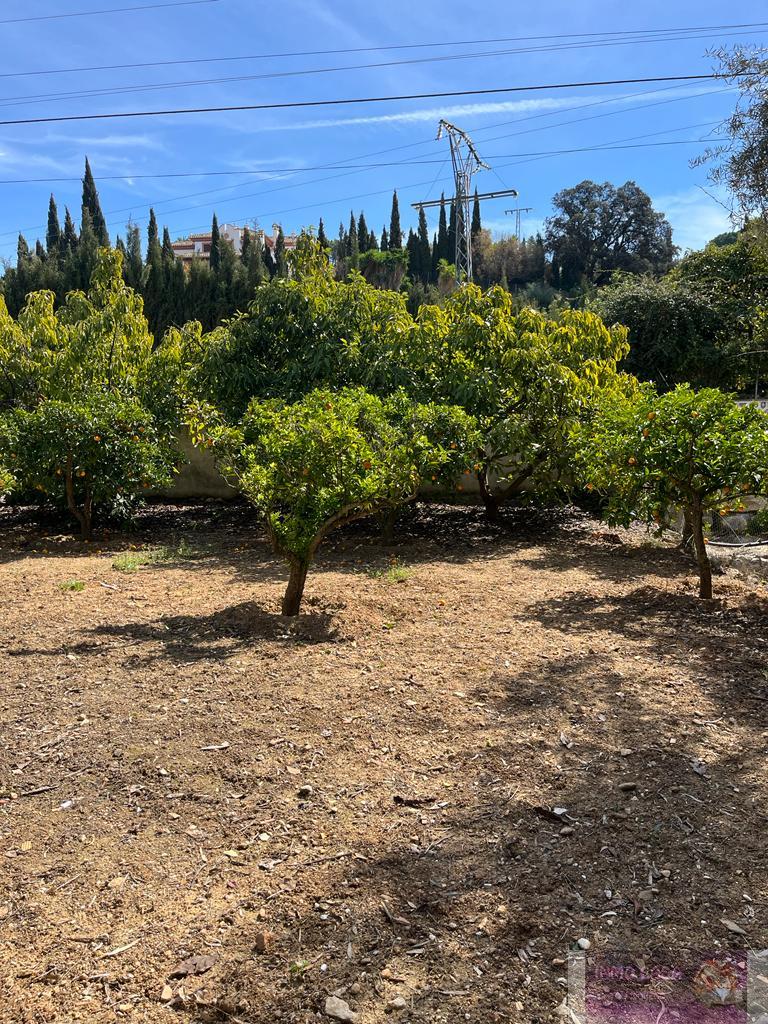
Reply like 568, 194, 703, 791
628, 457, 637, 465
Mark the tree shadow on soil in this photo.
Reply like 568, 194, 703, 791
177, 656, 767, 1023
7, 601, 342, 665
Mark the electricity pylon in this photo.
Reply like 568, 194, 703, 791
505, 206, 534, 240
412, 120, 519, 284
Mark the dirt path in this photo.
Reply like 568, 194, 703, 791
1, 502, 766, 1023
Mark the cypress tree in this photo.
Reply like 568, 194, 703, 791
417, 207, 431, 283
81, 157, 109, 246
274, 226, 287, 277
241, 225, 252, 264
144, 209, 164, 338
35, 239, 46, 260
335, 221, 348, 256
63, 207, 78, 252
46, 195, 61, 256
436, 197, 449, 263
162, 226, 175, 265
406, 228, 419, 282
447, 200, 457, 265
125, 221, 143, 289
347, 211, 359, 267
380, 226, 389, 251
242, 227, 265, 289
317, 217, 329, 250
209, 214, 221, 273
471, 189, 482, 238
357, 211, 369, 253
147, 209, 161, 265
368, 229, 378, 251
389, 191, 402, 249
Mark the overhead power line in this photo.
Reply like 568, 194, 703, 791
1, 21, 766, 79
0, 82, 725, 187
0, 0, 220, 25
0, 30, 760, 113
0, 74, 725, 127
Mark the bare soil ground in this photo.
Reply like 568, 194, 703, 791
0, 500, 766, 1024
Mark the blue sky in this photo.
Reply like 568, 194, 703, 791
0, 0, 764, 262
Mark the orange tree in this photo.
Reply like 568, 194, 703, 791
0, 392, 177, 539
197, 386, 478, 615
0, 248, 182, 536
577, 383, 768, 598
412, 286, 629, 517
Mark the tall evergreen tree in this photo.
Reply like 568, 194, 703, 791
347, 211, 359, 267
161, 226, 175, 264
317, 217, 329, 250
81, 158, 109, 246
436, 197, 449, 264
147, 209, 161, 265
125, 220, 143, 289
242, 227, 266, 290
63, 207, 78, 253
357, 211, 369, 253
406, 228, 420, 282
471, 189, 482, 238
46, 195, 61, 256
274, 226, 287, 278
447, 200, 457, 266
417, 206, 431, 283
389, 191, 402, 249
368, 229, 378, 251
209, 214, 221, 273
380, 226, 389, 251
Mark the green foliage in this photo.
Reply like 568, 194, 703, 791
545, 180, 676, 288
189, 247, 415, 418
112, 540, 194, 572
59, 580, 85, 592
412, 285, 629, 511
696, 46, 768, 219
596, 274, 726, 388
204, 386, 478, 613
577, 383, 768, 597
0, 391, 178, 539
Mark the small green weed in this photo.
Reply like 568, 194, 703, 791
367, 558, 411, 583
111, 539, 195, 573
59, 580, 85, 592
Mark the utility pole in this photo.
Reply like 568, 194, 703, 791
504, 206, 533, 240
412, 119, 518, 285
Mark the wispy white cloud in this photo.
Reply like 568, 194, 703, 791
653, 186, 734, 251
261, 97, 580, 133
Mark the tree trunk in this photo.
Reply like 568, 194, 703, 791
282, 557, 310, 616
477, 469, 501, 520
379, 506, 398, 542
64, 456, 92, 541
680, 508, 693, 550
690, 502, 713, 599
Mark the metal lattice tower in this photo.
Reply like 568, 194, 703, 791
412, 121, 519, 285
437, 119, 488, 284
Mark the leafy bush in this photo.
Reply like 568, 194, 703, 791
577, 383, 768, 598
205, 386, 478, 615
0, 391, 178, 539
414, 286, 629, 515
